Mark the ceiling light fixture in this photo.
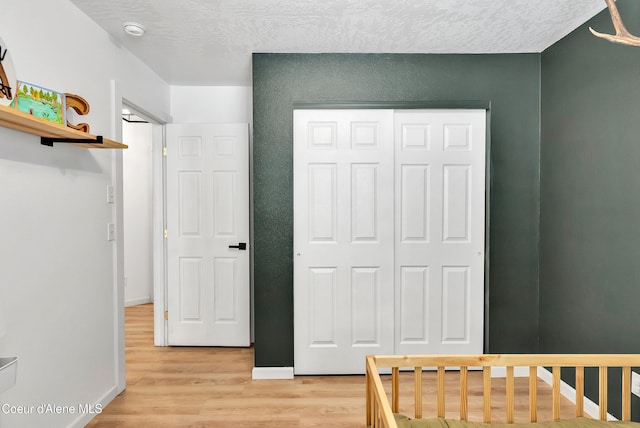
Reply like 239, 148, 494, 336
123, 22, 146, 37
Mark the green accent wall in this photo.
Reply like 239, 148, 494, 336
540, 0, 640, 419
253, 53, 541, 367
540, 0, 640, 355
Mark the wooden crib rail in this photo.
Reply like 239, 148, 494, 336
365, 354, 640, 428
367, 356, 397, 428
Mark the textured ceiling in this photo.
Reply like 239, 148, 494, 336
69, 0, 606, 86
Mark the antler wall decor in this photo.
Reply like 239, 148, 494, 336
590, 0, 640, 46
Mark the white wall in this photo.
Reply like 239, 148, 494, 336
170, 86, 252, 124
123, 121, 154, 307
0, 1, 169, 427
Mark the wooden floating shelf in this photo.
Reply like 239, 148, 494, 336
0, 104, 127, 149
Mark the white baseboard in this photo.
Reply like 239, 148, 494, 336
125, 297, 153, 307
537, 367, 616, 421
252, 367, 294, 380
69, 385, 118, 428
488, 366, 615, 420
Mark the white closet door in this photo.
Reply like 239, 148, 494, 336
394, 110, 485, 355
293, 108, 486, 374
293, 109, 395, 374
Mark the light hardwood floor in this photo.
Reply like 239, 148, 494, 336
87, 304, 574, 427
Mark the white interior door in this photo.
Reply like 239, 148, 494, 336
394, 110, 485, 355
293, 109, 486, 374
166, 123, 250, 346
293, 109, 395, 374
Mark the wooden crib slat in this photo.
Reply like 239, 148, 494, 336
483, 366, 491, 423
373, 399, 378, 428
529, 366, 537, 422
438, 366, 445, 418
506, 366, 515, 423
370, 381, 377, 427
622, 366, 631, 421
575, 367, 584, 417
552, 366, 561, 421
599, 366, 608, 421
392, 367, 400, 414
460, 366, 469, 421
366, 369, 372, 426
415, 367, 423, 419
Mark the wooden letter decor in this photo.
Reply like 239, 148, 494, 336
65, 93, 90, 133
0, 45, 12, 103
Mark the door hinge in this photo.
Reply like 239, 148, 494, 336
164, 310, 168, 320
163, 147, 167, 157
164, 229, 168, 239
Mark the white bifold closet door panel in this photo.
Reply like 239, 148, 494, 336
294, 109, 485, 375
394, 110, 485, 355
293, 109, 395, 375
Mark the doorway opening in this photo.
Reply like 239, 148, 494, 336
122, 109, 153, 308
119, 102, 167, 353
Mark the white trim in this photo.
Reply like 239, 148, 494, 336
249, 123, 254, 345
252, 367, 294, 380
110, 80, 126, 395
491, 366, 530, 378
69, 385, 118, 428
152, 124, 167, 347
537, 367, 617, 421
125, 297, 153, 307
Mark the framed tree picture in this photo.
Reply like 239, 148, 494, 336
13, 81, 66, 125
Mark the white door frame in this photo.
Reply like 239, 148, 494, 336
151, 123, 167, 347
154, 124, 252, 348
111, 81, 172, 394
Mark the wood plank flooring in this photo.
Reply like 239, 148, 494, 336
87, 304, 575, 427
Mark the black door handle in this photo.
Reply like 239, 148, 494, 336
229, 242, 247, 250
